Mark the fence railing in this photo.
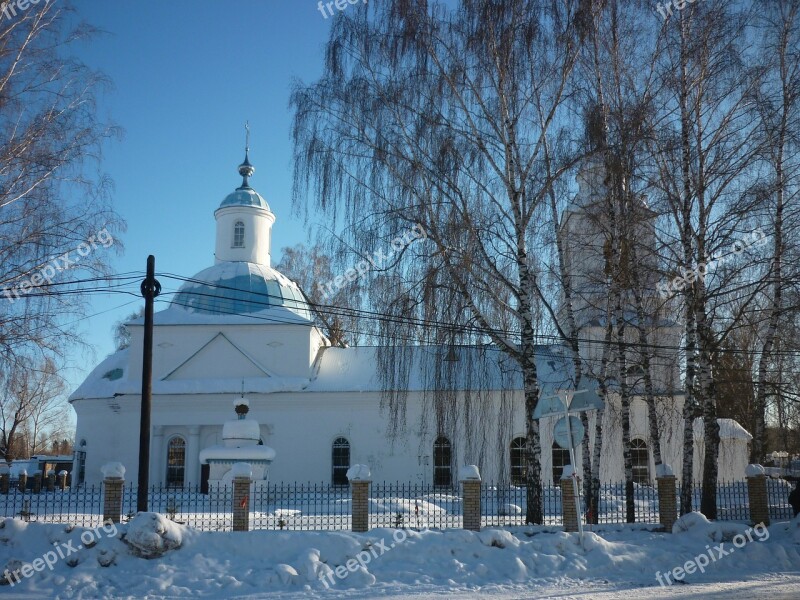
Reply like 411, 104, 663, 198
0, 479, 794, 531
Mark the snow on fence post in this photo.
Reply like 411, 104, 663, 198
58, 470, 68, 491
348, 464, 371, 533
655, 464, 677, 531
745, 464, 770, 527
459, 465, 481, 532
17, 470, 27, 493
560, 466, 579, 532
101, 462, 126, 524
231, 462, 252, 532
0, 464, 9, 494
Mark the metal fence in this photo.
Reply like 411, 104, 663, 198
678, 479, 795, 522
0, 479, 795, 531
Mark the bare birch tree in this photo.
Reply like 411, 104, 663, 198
291, 0, 588, 523
0, 0, 123, 366
749, 0, 800, 464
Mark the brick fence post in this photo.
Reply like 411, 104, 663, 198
560, 468, 579, 533
746, 464, 770, 527
231, 462, 252, 532
32, 471, 42, 494
58, 470, 68, 491
46, 471, 56, 492
460, 465, 482, 532
18, 471, 27, 493
101, 462, 126, 524
0, 465, 9, 494
657, 475, 677, 532
348, 464, 371, 533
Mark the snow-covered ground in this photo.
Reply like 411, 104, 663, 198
1, 512, 799, 598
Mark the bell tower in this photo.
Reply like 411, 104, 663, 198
214, 125, 275, 266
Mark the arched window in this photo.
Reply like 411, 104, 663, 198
433, 436, 452, 487
552, 442, 571, 484
232, 221, 245, 248
166, 436, 186, 487
332, 437, 350, 486
630, 438, 650, 484
510, 437, 526, 486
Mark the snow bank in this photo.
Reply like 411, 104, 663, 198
2, 515, 800, 597
346, 464, 371, 481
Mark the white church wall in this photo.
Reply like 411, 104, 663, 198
72, 397, 140, 488
73, 386, 746, 489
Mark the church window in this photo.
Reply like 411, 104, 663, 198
166, 436, 186, 487
630, 438, 650, 484
332, 437, 350, 486
510, 437, 526, 485
233, 221, 245, 248
552, 442, 570, 484
433, 436, 452, 487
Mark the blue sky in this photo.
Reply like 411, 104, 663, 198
63, 1, 336, 396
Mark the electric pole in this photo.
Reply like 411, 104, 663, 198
137, 255, 161, 512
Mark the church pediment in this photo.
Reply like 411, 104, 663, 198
162, 332, 273, 381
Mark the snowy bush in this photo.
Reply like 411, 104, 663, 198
123, 513, 183, 558
498, 503, 522, 516
672, 511, 711, 534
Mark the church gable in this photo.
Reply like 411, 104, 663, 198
162, 332, 273, 381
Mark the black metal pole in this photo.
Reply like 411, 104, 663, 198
137, 255, 160, 512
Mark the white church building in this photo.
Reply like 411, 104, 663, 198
69, 151, 751, 489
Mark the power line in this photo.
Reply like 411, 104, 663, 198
154, 271, 800, 361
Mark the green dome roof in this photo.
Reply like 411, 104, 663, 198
170, 262, 310, 319
219, 187, 270, 210
218, 149, 270, 211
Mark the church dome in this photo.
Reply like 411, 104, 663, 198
217, 150, 270, 211
219, 187, 270, 211
170, 261, 311, 319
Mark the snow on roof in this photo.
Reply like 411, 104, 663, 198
306, 344, 588, 394
68, 346, 309, 401
71, 342, 605, 399
693, 417, 752, 440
